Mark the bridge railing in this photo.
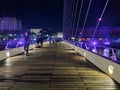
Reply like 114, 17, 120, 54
0, 44, 35, 61
61, 41, 120, 84
0, 39, 36, 51
67, 40, 120, 63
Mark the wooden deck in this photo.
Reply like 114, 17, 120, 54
0, 42, 119, 90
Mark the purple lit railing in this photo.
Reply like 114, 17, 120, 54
68, 40, 120, 63
0, 38, 36, 51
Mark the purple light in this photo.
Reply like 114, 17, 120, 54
92, 42, 97, 45
98, 18, 102, 21
105, 41, 110, 45
92, 49, 97, 53
18, 41, 23, 44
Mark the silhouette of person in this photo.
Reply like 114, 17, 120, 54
24, 32, 30, 56
39, 36, 43, 47
49, 36, 52, 45
36, 36, 40, 47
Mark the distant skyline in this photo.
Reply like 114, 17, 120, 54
0, 0, 63, 33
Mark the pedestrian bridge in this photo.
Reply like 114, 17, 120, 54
0, 41, 120, 90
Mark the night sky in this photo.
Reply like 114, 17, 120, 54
89, 0, 120, 27
0, 0, 63, 33
0, 0, 120, 33
71, 0, 120, 27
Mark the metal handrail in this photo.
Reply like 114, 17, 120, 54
68, 40, 120, 63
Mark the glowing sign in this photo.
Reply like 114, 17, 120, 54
6, 52, 10, 57
108, 65, 114, 74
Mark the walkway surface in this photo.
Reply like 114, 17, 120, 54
0, 42, 120, 90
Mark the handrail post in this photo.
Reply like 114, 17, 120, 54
111, 49, 117, 61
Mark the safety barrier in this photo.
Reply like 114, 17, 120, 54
61, 41, 120, 84
0, 44, 35, 61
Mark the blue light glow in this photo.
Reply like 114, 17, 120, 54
92, 41, 97, 45
18, 41, 23, 44
105, 41, 110, 45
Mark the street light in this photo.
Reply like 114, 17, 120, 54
98, 18, 102, 21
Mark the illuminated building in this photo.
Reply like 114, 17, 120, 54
0, 17, 22, 31
31, 29, 42, 35
57, 32, 63, 38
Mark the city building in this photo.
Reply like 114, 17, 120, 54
57, 32, 63, 38
31, 29, 42, 35
0, 17, 22, 31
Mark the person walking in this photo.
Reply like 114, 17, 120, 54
24, 32, 30, 56
36, 35, 40, 47
39, 36, 44, 47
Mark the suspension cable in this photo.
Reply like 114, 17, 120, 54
69, 0, 76, 38
68, 0, 74, 38
63, 0, 66, 39
81, 0, 92, 37
71, 0, 79, 37
65, 0, 70, 39
75, 0, 84, 37
92, 0, 110, 39
65, 0, 72, 39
